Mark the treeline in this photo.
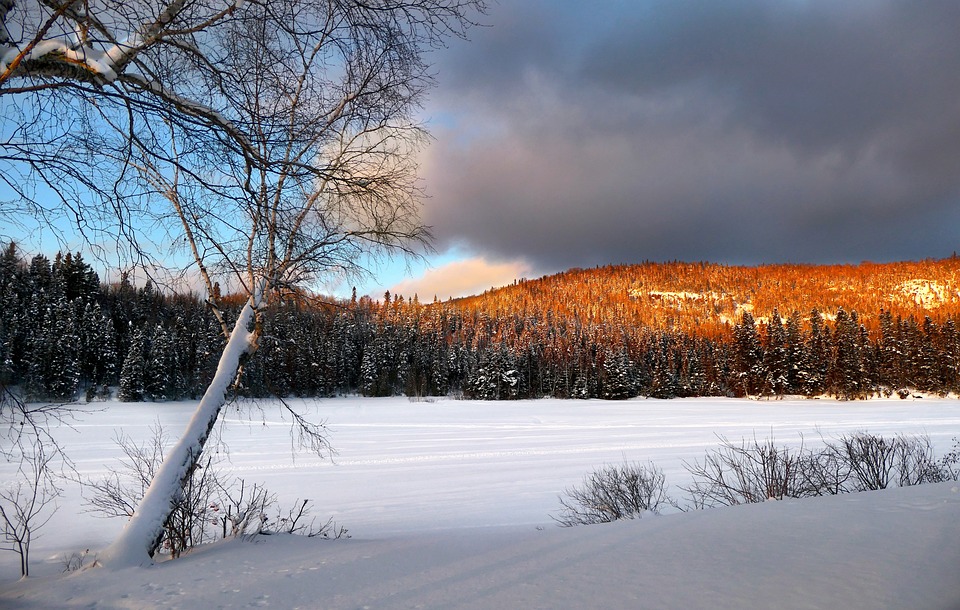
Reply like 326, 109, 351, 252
2, 243, 959, 403
0, 244, 225, 402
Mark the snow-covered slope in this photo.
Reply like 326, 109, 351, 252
1, 397, 958, 608
3, 482, 958, 609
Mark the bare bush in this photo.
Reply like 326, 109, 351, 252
261, 499, 349, 540
795, 447, 850, 496
940, 438, 960, 481
84, 425, 225, 558
214, 478, 275, 540
682, 435, 809, 508
84, 424, 346, 557
561, 433, 957, 526
555, 461, 672, 527
683, 432, 952, 510
824, 432, 899, 491
894, 434, 946, 486
821, 432, 947, 491
60, 549, 93, 573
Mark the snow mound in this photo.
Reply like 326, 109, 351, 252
2, 483, 958, 609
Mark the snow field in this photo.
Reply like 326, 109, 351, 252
0, 396, 958, 608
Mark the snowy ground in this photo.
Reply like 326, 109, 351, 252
1, 396, 958, 608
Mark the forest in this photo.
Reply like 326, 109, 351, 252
2, 243, 960, 403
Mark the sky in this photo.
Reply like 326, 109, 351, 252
4, 1, 960, 301
369, 0, 960, 300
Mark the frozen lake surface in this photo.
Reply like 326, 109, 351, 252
1, 396, 958, 608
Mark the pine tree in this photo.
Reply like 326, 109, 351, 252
53, 251, 100, 303
23, 294, 80, 401
784, 310, 806, 394
940, 319, 960, 393
118, 329, 148, 402
46, 298, 81, 400
877, 309, 904, 392
762, 309, 788, 396
78, 301, 118, 388
802, 309, 830, 395
359, 342, 381, 396
830, 308, 865, 399
600, 346, 635, 400
733, 311, 763, 396
145, 325, 184, 400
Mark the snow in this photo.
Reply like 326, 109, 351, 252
1, 396, 958, 608
898, 279, 958, 308
1, 39, 118, 81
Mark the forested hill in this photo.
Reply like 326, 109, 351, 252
3, 243, 960, 403
449, 258, 960, 336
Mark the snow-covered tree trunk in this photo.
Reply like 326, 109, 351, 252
99, 295, 260, 567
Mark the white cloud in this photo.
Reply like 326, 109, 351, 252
388, 256, 533, 301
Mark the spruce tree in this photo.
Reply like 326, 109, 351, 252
733, 311, 764, 396
762, 309, 788, 396
46, 298, 81, 401
118, 329, 148, 402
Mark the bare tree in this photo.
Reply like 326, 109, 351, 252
83, 424, 227, 558
0, 405, 63, 578
0, 383, 77, 577
1, 2, 479, 258
0, 447, 60, 578
3, 1, 485, 567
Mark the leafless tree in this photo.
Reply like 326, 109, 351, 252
0, 427, 62, 577
0, 383, 77, 577
554, 461, 672, 527
85, 421, 346, 560
4, 1, 483, 566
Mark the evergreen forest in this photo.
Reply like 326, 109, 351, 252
3, 243, 960, 403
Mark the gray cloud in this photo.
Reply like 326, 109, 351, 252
420, 0, 960, 273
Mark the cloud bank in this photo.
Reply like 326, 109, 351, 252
419, 0, 960, 276
388, 256, 532, 301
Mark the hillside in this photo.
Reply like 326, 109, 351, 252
448, 258, 960, 336
5, 249, 960, 402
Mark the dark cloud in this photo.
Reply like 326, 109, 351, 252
420, 0, 960, 273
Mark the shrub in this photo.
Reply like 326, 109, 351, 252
84, 424, 346, 558
822, 432, 947, 491
555, 461, 672, 527
682, 435, 809, 508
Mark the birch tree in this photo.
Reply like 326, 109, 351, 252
2, 0, 482, 567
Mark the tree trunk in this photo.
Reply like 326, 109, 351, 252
98, 297, 258, 567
